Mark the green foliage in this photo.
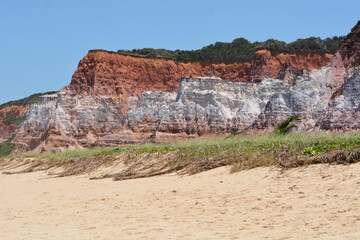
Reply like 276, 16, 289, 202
287, 36, 344, 51
303, 146, 326, 155
303, 137, 356, 156
21, 146, 133, 160
0, 91, 57, 110
175, 40, 261, 62
117, 48, 177, 59
3, 115, 26, 125
0, 134, 16, 158
117, 36, 344, 62
258, 39, 287, 50
13, 132, 360, 174
274, 116, 301, 135
20, 132, 359, 160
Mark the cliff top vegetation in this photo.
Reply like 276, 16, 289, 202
0, 91, 56, 110
118, 36, 344, 62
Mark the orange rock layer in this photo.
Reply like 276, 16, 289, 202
0, 105, 27, 141
249, 50, 334, 82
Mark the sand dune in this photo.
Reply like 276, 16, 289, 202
1, 163, 360, 239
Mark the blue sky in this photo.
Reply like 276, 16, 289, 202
0, 0, 359, 104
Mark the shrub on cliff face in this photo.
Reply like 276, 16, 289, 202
4, 115, 26, 125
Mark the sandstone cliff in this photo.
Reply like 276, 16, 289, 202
254, 21, 360, 131
338, 21, 360, 70
249, 50, 333, 83
66, 49, 333, 99
10, 21, 360, 154
0, 105, 27, 142
0, 92, 56, 143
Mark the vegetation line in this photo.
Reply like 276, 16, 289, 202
117, 36, 343, 62
0, 91, 56, 110
2, 132, 360, 180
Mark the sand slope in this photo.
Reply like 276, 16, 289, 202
1, 163, 360, 239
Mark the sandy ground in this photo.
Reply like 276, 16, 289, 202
0, 163, 360, 240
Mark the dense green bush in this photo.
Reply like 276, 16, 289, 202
117, 48, 177, 59
287, 36, 344, 51
257, 39, 287, 50
3, 115, 26, 125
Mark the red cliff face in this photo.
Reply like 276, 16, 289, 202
66, 49, 332, 108
0, 105, 27, 141
328, 21, 360, 88
338, 21, 360, 69
249, 49, 334, 82
65, 50, 251, 112
66, 52, 254, 89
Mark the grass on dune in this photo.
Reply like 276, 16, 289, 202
10, 132, 360, 177
20, 146, 133, 161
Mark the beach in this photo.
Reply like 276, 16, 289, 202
1, 163, 360, 239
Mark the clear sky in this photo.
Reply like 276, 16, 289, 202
0, 0, 359, 104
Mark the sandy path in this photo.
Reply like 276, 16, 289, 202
0, 163, 360, 239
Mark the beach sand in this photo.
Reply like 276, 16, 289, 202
1, 163, 360, 239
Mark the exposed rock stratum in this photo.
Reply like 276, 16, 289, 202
10, 21, 360, 153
